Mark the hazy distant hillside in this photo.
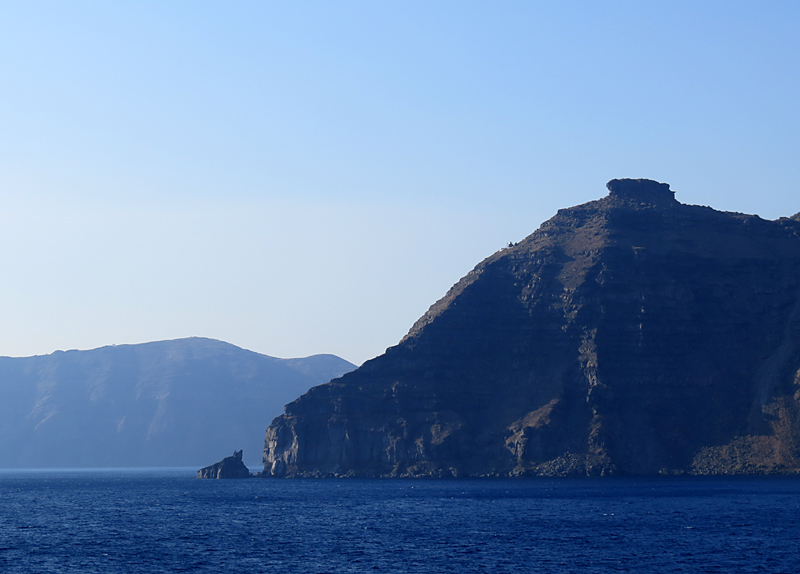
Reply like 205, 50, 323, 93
0, 337, 355, 468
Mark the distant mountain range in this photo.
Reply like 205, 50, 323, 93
0, 337, 355, 468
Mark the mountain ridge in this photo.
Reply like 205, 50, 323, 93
0, 337, 355, 468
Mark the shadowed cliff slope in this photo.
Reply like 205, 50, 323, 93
0, 338, 355, 468
263, 179, 800, 477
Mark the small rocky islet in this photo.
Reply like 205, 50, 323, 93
197, 450, 253, 479
203, 179, 800, 478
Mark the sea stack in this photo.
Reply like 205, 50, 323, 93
263, 179, 800, 477
198, 450, 252, 478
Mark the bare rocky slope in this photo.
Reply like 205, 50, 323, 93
263, 179, 800, 477
0, 338, 355, 468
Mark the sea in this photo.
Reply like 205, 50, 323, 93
1, 469, 799, 573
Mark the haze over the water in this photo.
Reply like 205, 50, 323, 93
1, 2, 798, 366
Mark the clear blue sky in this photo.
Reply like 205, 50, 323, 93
1, 1, 798, 365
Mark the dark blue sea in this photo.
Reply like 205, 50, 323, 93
1, 469, 799, 573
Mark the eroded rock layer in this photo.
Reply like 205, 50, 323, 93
264, 179, 800, 476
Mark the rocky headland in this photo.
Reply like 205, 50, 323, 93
262, 179, 800, 477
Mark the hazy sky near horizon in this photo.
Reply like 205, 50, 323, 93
1, 1, 799, 365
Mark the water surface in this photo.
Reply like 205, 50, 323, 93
1, 469, 798, 573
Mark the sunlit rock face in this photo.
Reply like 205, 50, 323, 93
263, 179, 800, 477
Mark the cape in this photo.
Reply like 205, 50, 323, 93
263, 179, 800, 476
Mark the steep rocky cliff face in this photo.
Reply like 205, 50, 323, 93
263, 179, 800, 477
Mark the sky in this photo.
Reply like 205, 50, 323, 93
1, 1, 799, 365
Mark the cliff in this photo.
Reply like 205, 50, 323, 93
263, 179, 800, 477
198, 450, 252, 478
0, 338, 355, 468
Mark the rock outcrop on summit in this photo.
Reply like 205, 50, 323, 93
263, 179, 800, 477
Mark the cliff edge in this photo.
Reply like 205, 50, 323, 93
263, 179, 800, 477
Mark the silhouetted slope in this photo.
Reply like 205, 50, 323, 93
0, 337, 355, 468
263, 179, 800, 477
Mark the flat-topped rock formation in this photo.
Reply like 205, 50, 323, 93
262, 179, 800, 477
